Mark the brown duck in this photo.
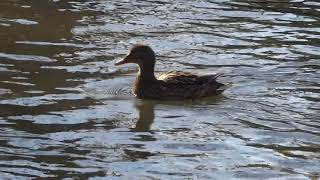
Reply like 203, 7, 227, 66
115, 45, 226, 100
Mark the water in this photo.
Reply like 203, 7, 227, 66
1, 0, 319, 179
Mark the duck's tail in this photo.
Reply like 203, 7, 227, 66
208, 73, 231, 94
216, 82, 232, 94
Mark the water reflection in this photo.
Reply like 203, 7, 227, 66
132, 100, 155, 132
132, 95, 226, 132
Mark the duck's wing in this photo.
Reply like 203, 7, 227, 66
157, 71, 200, 84
157, 71, 220, 85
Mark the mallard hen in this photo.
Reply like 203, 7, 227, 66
115, 45, 226, 100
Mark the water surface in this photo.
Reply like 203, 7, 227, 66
0, 0, 320, 179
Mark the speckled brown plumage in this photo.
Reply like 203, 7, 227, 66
115, 45, 226, 100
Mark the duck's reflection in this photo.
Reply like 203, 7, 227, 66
131, 95, 226, 132
132, 100, 156, 132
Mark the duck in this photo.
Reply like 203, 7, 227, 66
115, 44, 226, 100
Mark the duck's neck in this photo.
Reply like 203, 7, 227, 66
137, 63, 156, 82
133, 65, 155, 97
133, 63, 156, 97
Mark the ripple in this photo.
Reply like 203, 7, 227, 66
0, 93, 86, 107
81, 77, 134, 99
0, 53, 56, 62
8, 19, 38, 25
0, 88, 12, 96
15, 41, 96, 49
292, 45, 320, 56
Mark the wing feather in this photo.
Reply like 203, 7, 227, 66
157, 71, 200, 84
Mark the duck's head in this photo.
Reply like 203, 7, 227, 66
115, 45, 155, 69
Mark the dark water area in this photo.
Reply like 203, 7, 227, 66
1, 0, 320, 179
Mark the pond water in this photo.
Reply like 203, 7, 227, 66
0, 0, 319, 179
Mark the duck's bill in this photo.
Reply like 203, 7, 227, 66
115, 56, 130, 66
115, 59, 126, 66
